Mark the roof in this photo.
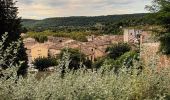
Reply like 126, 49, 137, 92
23, 38, 36, 43
81, 47, 94, 56
49, 44, 66, 50
30, 43, 49, 49
48, 36, 73, 43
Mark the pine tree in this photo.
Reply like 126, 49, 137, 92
0, 0, 28, 75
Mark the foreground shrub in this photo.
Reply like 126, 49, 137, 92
1, 49, 170, 100
0, 62, 170, 100
0, 33, 28, 76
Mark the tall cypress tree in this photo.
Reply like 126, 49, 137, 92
0, 0, 28, 75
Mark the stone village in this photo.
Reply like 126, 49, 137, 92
23, 28, 170, 69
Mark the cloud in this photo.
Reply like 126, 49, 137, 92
16, 0, 152, 19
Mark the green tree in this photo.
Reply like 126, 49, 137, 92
106, 43, 131, 60
34, 35, 48, 43
117, 51, 139, 68
146, 0, 170, 54
33, 57, 58, 71
0, 0, 28, 75
93, 57, 106, 69
59, 48, 92, 70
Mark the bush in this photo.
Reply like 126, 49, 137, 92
59, 48, 92, 70
117, 51, 139, 68
93, 57, 106, 69
0, 33, 27, 76
0, 55, 170, 100
106, 42, 131, 59
33, 57, 58, 71
93, 51, 138, 72
27, 31, 89, 42
159, 33, 170, 55
33, 35, 48, 43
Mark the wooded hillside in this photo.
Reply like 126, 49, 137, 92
22, 13, 151, 34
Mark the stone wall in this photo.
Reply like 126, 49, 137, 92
141, 43, 170, 69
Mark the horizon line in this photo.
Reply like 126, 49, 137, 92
21, 12, 148, 20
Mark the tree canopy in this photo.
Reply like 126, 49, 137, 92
0, 0, 28, 75
106, 43, 131, 60
59, 48, 92, 70
146, 0, 170, 55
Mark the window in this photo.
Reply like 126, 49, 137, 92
59, 40, 62, 42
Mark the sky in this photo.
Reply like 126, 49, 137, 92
16, 0, 152, 19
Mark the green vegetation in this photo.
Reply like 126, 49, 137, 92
0, 38, 170, 99
33, 35, 48, 43
106, 43, 131, 60
22, 13, 155, 42
1, 1, 170, 99
0, 33, 22, 71
117, 51, 139, 67
93, 57, 106, 69
22, 13, 146, 29
22, 13, 152, 35
93, 43, 134, 71
26, 30, 92, 42
33, 57, 58, 71
146, 0, 170, 55
59, 48, 92, 70
0, 0, 28, 75
1, 31, 170, 100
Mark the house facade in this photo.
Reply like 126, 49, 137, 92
30, 44, 49, 61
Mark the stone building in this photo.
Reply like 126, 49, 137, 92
141, 43, 170, 69
123, 28, 153, 44
30, 43, 49, 61
48, 44, 65, 56
123, 28, 142, 44
24, 34, 124, 63
82, 35, 124, 62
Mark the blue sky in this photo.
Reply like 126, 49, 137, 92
17, 0, 152, 19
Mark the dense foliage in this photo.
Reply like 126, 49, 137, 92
117, 51, 139, 68
146, 0, 170, 55
33, 57, 58, 71
0, 0, 21, 42
106, 43, 131, 60
33, 35, 48, 43
93, 43, 134, 71
22, 13, 146, 29
0, 33, 22, 71
59, 48, 92, 70
22, 13, 152, 35
26, 30, 91, 42
0, 0, 28, 75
